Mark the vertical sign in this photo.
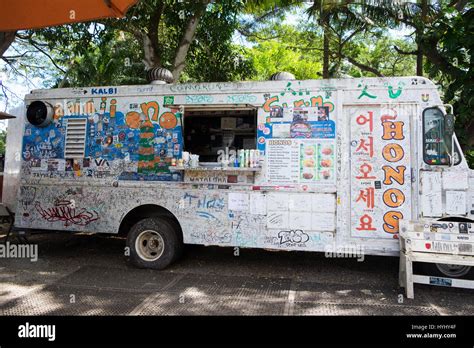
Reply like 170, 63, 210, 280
349, 105, 412, 238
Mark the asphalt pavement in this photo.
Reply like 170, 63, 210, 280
0, 231, 473, 315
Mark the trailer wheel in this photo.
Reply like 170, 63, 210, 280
435, 264, 471, 278
421, 263, 472, 279
126, 217, 182, 270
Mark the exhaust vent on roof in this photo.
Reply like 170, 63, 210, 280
146, 67, 174, 84
269, 71, 295, 81
64, 118, 87, 158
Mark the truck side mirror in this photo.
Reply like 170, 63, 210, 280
445, 114, 455, 166
445, 114, 455, 137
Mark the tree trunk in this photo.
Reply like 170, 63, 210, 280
0, 31, 16, 57
416, 0, 427, 76
143, 34, 161, 69
416, 36, 423, 76
171, 1, 209, 82
144, 2, 165, 69
322, 15, 330, 79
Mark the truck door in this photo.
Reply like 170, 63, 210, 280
347, 104, 416, 239
419, 107, 469, 219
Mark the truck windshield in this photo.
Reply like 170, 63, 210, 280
423, 107, 453, 165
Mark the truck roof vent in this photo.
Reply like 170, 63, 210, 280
64, 118, 87, 158
146, 67, 174, 84
269, 71, 295, 81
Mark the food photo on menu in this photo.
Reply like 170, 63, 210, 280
301, 144, 317, 181
300, 142, 334, 182
319, 143, 334, 180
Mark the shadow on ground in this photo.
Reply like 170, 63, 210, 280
0, 232, 472, 315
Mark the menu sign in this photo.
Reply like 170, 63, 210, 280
300, 140, 335, 182
266, 139, 299, 183
266, 139, 336, 185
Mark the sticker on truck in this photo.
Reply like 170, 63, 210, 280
429, 277, 452, 287
407, 240, 474, 255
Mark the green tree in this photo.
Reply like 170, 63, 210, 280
342, 33, 419, 77
245, 24, 323, 80
299, 1, 404, 78
54, 30, 146, 87
105, 0, 246, 82
27, 0, 252, 85
421, 6, 473, 159
365, 2, 474, 158
0, 130, 6, 155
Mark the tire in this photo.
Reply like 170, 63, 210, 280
162, 217, 184, 262
126, 217, 182, 270
421, 263, 472, 279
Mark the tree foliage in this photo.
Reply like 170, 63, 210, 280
0, 130, 6, 155
244, 24, 323, 80
421, 6, 473, 155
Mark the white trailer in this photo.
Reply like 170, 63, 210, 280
6, 75, 474, 275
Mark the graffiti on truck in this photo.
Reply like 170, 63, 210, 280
22, 96, 184, 181
35, 202, 100, 227
262, 94, 335, 113
278, 229, 310, 245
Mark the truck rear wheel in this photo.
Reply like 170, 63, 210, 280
126, 217, 182, 270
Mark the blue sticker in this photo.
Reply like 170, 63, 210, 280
429, 277, 452, 287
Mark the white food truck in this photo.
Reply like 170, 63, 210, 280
5, 74, 474, 276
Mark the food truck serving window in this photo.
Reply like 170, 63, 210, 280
183, 108, 257, 162
422, 107, 461, 165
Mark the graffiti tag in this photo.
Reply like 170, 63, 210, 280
185, 95, 214, 104
262, 95, 335, 113
35, 202, 99, 227
227, 94, 257, 104
278, 229, 310, 245
91, 88, 118, 95
19, 186, 36, 210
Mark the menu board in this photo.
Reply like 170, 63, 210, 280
300, 140, 335, 182
266, 139, 336, 184
266, 139, 299, 183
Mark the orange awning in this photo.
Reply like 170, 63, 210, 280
0, 0, 138, 31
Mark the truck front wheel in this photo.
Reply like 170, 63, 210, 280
126, 217, 182, 270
